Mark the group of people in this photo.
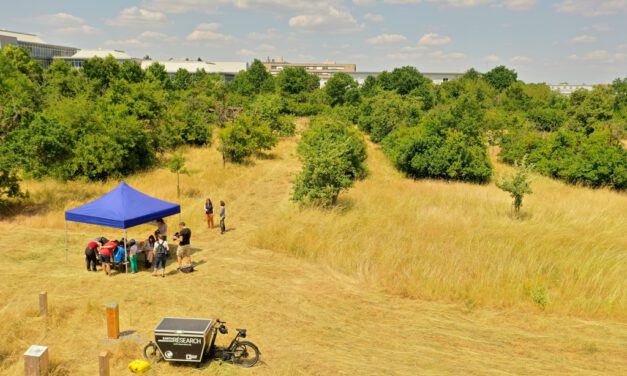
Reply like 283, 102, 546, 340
84, 219, 193, 277
204, 198, 226, 234
83, 197, 227, 276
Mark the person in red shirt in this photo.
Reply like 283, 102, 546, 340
100, 241, 118, 276
85, 241, 99, 272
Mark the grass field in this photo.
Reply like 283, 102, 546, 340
0, 118, 626, 375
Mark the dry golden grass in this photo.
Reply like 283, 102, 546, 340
254, 140, 627, 319
0, 118, 626, 375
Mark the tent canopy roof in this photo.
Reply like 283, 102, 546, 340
65, 182, 180, 229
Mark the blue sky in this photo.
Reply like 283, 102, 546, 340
1, 0, 626, 83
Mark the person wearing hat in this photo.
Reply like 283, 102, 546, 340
128, 239, 139, 273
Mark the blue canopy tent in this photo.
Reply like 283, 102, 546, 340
64, 182, 180, 267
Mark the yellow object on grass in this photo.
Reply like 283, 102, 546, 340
128, 359, 151, 374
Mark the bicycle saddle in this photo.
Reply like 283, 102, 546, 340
237, 329, 247, 338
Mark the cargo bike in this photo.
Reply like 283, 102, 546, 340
143, 317, 260, 368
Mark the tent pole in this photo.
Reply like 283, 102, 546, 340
124, 230, 128, 274
64, 221, 68, 263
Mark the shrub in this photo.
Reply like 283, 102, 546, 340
496, 157, 533, 217
218, 114, 277, 163
383, 126, 493, 183
357, 91, 419, 143
292, 116, 367, 206
252, 93, 295, 136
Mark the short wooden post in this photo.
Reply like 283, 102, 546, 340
106, 304, 119, 339
98, 351, 110, 376
39, 292, 47, 317
24, 345, 48, 376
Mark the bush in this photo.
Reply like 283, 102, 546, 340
292, 116, 367, 206
219, 114, 277, 163
500, 126, 627, 189
252, 93, 295, 136
357, 91, 421, 143
383, 126, 492, 183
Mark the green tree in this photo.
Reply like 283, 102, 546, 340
145, 61, 173, 90
496, 157, 533, 217
484, 65, 518, 91
173, 68, 193, 90
218, 114, 277, 164
167, 152, 188, 199
0, 52, 39, 138
120, 60, 145, 83
292, 116, 367, 206
0, 45, 42, 83
82, 56, 122, 91
611, 77, 627, 118
324, 72, 358, 106
276, 67, 320, 95
251, 93, 295, 136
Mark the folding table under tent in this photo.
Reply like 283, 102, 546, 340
64, 182, 181, 268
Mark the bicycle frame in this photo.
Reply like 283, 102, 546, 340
207, 321, 244, 359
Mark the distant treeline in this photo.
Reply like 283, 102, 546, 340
1, 47, 626, 204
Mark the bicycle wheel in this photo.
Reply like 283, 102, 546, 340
143, 342, 163, 363
231, 341, 260, 368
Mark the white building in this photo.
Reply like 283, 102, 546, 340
323, 71, 464, 87
0, 29, 77, 68
548, 84, 594, 95
55, 49, 135, 68
140, 60, 247, 81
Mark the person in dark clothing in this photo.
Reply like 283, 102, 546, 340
174, 222, 192, 269
219, 201, 226, 234
85, 241, 99, 272
205, 198, 214, 229
153, 235, 168, 277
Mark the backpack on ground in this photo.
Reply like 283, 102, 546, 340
179, 265, 194, 273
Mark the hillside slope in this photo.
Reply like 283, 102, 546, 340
0, 122, 626, 375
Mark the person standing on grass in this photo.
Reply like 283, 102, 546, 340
155, 218, 168, 240
205, 198, 214, 229
153, 235, 168, 278
100, 241, 117, 276
129, 239, 139, 274
85, 241, 99, 272
174, 222, 192, 269
219, 201, 226, 234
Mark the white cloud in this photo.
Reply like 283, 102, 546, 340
237, 48, 256, 56
511, 55, 531, 62
109, 7, 167, 25
501, 0, 536, 11
256, 43, 276, 52
289, 6, 361, 31
248, 28, 278, 40
569, 49, 627, 62
366, 33, 407, 45
364, 12, 384, 22
383, 0, 423, 4
484, 54, 500, 62
619, 43, 627, 50
37, 12, 97, 34
418, 32, 451, 46
384, 0, 535, 10
571, 34, 596, 43
555, 0, 627, 16
428, 50, 467, 59
186, 23, 234, 41
353, 0, 376, 4
105, 31, 177, 47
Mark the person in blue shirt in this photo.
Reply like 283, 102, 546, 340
114, 240, 126, 266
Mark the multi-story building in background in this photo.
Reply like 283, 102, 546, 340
0, 29, 77, 68
263, 57, 356, 81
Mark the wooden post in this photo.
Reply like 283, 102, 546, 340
24, 345, 48, 376
38, 292, 47, 317
106, 304, 119, 339
98, 351, 110, 376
